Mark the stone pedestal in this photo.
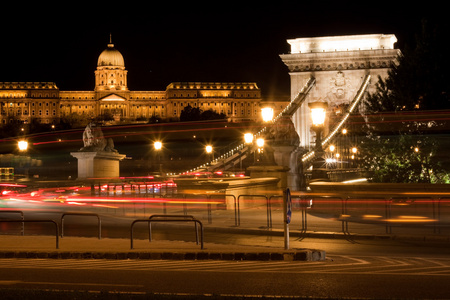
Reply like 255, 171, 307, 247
272, 145, 306, 191
70, 151, 126, 180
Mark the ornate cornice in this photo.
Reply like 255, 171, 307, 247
280, 49, 400, 72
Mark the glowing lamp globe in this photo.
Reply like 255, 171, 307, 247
18, 140, 28, 151
308, 101, 328, 126
256, 138, 264, 148
261, 107, 274, 122
244, 133, 254, 144
154, 141, 162, 150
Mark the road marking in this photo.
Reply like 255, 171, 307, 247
1, 257, 450, 276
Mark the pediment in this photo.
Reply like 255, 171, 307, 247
99, 94, 126, 102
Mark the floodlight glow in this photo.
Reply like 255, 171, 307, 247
288, 34, 397, 54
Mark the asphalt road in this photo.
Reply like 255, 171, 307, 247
2, 209, 450, 299
1, 252, 450, 299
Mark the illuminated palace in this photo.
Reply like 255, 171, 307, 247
0, 41, 269, 126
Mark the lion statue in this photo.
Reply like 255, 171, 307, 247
80, 122, 116, 152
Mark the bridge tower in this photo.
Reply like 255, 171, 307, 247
280, 34, 400, 149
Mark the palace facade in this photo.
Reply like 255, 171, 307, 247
1, 41, 269, 126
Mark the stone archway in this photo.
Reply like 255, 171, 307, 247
280, 34, 400, 149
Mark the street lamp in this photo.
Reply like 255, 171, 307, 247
254, 137, 265, 163
206, 145, 214, 162
308, 101, 328, 181
351, 147, 358, 167
261, 107, 274, 122
153, 141, 162, 175
241, 133, 254, 171
256, 138, 264, 148
154, 141, 162, 151
244, 133, 254, 144
18, 140, 28, 151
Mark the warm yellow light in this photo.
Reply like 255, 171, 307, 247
329, 145, 335, 152
351, 147, 357, 154
244, 133, 253, 144
18, 140, 28, 151
342, 128, 347, 134
335, 153, 340, 158
261, 107, 274, 122
414, 147, 419, 153
206, 145, 213, 153
256, 138, 264, 148
308, 101, 328, 126
154, 141, 162, 150
310, 108, 326, 126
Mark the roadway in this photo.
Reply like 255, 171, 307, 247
0, 237, 450, 299
2, 184, 450, 299
1, 208, 450, 299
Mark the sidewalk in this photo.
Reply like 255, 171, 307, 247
0, 233, 326, 261
2, 200, 449, 262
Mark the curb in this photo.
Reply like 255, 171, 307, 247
0, 249, 326, 261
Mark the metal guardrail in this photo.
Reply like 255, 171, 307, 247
0, 219, 59, 249
208, 194, 237, 225
237, 194, 271, 228
147, 215, 200, 244
60, 212, 102, 239
130, 215, 204, 249
0, 210, 25, 235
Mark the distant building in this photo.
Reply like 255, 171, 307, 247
1, 40, 264, 126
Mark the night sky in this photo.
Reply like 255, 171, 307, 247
0, 3, 438, 98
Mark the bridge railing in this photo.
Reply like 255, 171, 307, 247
179, 77, 317, 175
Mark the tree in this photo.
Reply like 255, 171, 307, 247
59, 113, 90, 129
180, 105, 226, 121
365, 19, 450, 112
361, 18, 450, 183
180, 105, 201, 121
361, 133, 449, 183
200, 109, 226, 121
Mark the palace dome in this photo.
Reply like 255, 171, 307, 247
97, 43, 125, 67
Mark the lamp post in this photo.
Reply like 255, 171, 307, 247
242, 133, 254, 170
255, 138, 265, 164
206, 145, 213, 161
351, 146, 358, 168
308, 101, 328, 181
153, 141, 162, 175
